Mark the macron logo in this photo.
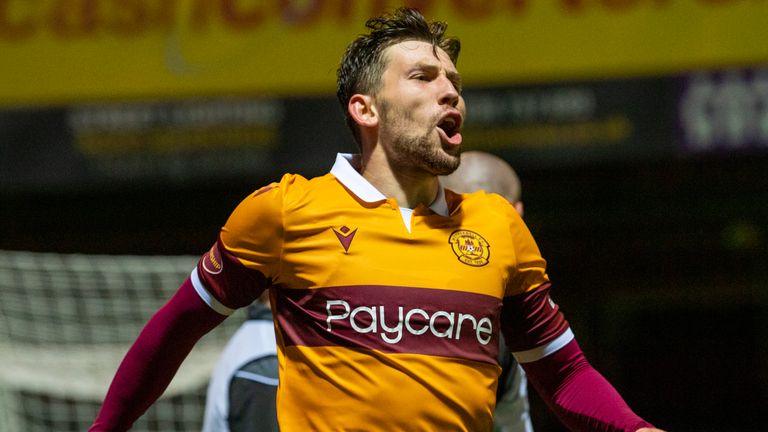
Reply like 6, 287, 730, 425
332, 226, 357, 252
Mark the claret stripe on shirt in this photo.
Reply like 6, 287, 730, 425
274, 284, 502, 365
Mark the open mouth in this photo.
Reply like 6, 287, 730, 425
438, 117, 459, 138
437, 113, 463, 145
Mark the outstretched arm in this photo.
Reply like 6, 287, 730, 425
89, 277, 227, 432
521, 338, 664, 432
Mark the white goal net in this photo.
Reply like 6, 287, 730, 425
0, 250, 243, 432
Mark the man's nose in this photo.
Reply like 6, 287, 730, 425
438, 76, 460, 107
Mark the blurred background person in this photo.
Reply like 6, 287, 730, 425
202, 292, 278, 432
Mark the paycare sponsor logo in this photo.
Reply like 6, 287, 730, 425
325, 300, 493, 345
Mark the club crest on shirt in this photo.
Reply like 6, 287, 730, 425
202, 244, 224, 274
448, 230, 490, 267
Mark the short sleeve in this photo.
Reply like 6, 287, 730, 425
498, 196, 571, 358
220, 180, 286, 278
194, 176, 290, 310
502, 197, 549, 297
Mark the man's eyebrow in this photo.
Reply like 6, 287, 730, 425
411, 62, 463, 88
410, 62, 438, 73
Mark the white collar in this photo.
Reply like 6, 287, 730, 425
330, 153, 449, 217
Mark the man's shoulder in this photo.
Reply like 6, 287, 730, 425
276, 171, 349, 207
240, 172, 337, 203
447, 188, 514, 213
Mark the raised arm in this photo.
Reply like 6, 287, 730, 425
501, 196, 663, 432
89, 277, 227, 431
91, 180, 286, 431
520, 337, 662, 432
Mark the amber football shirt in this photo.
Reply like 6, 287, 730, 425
191, 153, 572, 431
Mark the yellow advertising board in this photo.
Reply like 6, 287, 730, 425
1, 0, 767, 106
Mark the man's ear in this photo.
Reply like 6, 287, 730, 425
348, 94, 379, 129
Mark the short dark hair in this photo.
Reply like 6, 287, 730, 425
336, 7, 461, 147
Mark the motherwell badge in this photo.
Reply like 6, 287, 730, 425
449, 230, 490, 267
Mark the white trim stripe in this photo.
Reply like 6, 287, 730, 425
330, 153, 450, 217
430, 181, 449, 217
191, 268, 235, 316
512, 327, 575, 364
330, 153, 386, 203
399, 207, 414, 233
233, 371, 280, 386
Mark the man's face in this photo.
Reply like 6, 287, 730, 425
374, 40, 465, 176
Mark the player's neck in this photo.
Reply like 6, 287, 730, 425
359, 149, 439, 209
